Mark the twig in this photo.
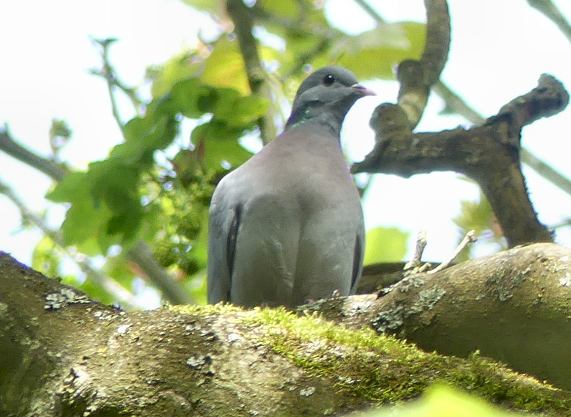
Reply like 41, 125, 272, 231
427, 230, 477, 274
527, 0, 571, 44
90, 38, 143, 128
0, 127, 66, 181
0, 178, 139, 309
353, 2, 571, 201
404, 231, 428, 270
353, 0, 385, 24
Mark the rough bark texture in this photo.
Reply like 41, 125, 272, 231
2, 245, 571, 416
354, 75, 568, 247
312, 243, 571, 391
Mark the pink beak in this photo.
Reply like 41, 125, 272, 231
352, 83, 376, 96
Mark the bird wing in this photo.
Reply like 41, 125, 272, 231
351, 217, 365, 293
207, 178, 236, 304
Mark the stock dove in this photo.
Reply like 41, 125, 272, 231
207, 66, 374, 307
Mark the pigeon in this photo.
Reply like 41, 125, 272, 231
207, 66, 374, 307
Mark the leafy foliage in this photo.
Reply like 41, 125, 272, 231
364, 226, 409, 264
37, 1, 426, 305
336, 22, 426, 80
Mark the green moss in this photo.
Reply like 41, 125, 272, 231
244, 308, 569, 415
171, 302, 243, 316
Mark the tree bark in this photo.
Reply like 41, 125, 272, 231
2, 245, 571, 416
313, 243, 571, 391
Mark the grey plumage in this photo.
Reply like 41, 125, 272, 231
207, 66, 373, 307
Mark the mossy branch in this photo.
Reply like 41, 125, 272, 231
1, 250, 571, 416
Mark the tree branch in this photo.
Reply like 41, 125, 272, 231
226, 0, 276, 144
313, 243, 571, 392
354, 1, 571, 198
351, 0, 569, 246
2, 250, 570, 415
434, 79, 571, 197
527, 0, 571, 44
354, 75, 568, 246
0, 127, 66, 181
393, 0, 450, 128
354, 0, 450, 128
90, 37, 143, 126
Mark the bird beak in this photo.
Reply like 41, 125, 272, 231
352, 83, 376, 96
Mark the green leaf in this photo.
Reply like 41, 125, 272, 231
364, 226, 409, 265
200, 37, 251, 95
116, 114, 178, 164
335, 22, 426, 80
454, 194, 495, 235
170, 78, 217, 119
103, 255, 136, 288
179, 0, 221, 13
47, 172, 89, 202
212, 89, 269, 128
255, 0, 299, 20
227, 94, 268, 126
150, 51, 202, 98
49, 119, 72, 139
257, 0, 329, 34
191, 207, 210, 266
191, 121, 252, 169
60, 194, 111, 247
353, 384, 521, 417
32, 236, 61, 277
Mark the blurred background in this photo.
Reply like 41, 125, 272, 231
0, 0, 569, 308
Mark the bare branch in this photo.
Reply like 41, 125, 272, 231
355, 2, 571, 197
355, 75, 568, 246
0, 127, 66, 181
404, 231, 428, 270
90, 38, 144, 129
427, 230, 476, 274
394, 0, 450, 128
434, 81, 571, 197
528, 0, 571, 44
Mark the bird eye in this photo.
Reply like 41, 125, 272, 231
323, 74, 335, 86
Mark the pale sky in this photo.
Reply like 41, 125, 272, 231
0, 0, 570, 271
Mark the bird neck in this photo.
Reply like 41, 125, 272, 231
285, 103, 346, 138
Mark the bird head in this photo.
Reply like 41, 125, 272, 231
286, 66, 375, 130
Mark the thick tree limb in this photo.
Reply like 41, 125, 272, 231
355, 75, 568, 246
312, 243, 571, 391
393, 0, 450, 128
1, 250, 570, 416
357, 0, 571, 198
